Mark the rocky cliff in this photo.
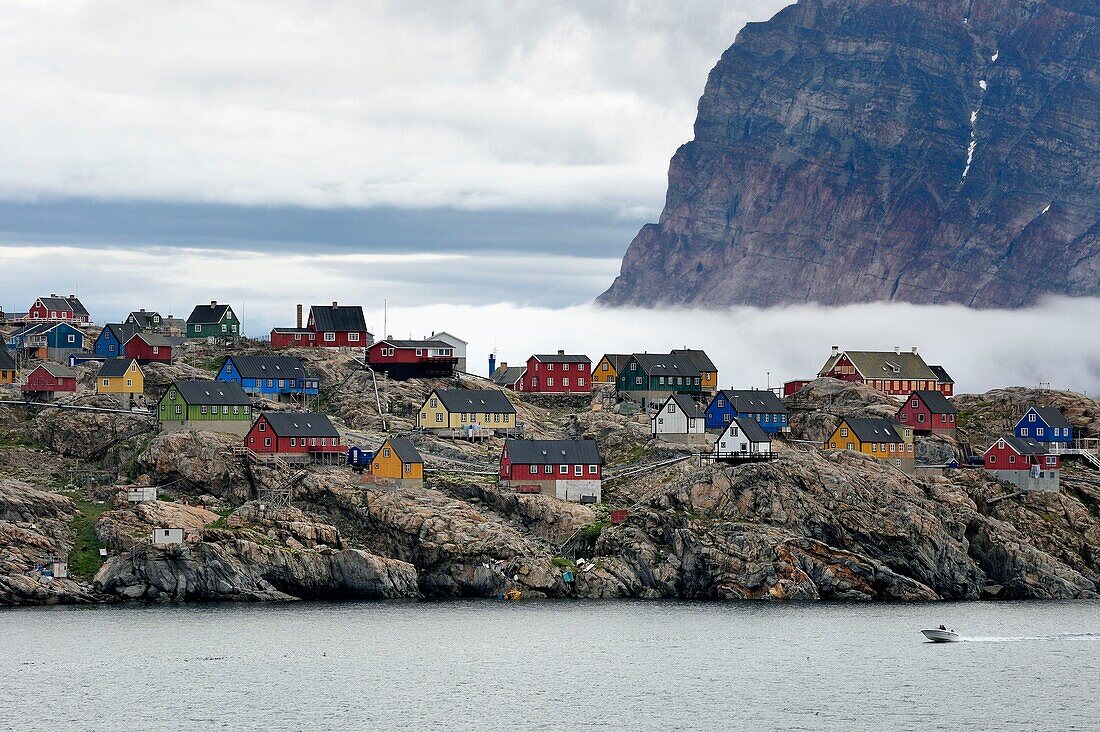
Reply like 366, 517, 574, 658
599, 0, 1100, 308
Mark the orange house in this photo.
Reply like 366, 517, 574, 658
371, 437, 424, 485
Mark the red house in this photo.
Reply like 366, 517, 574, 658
124, 332, 175, 364
896, 390, 958, 435
519, 351, 591, 394
817, 347, 954, 396
22, 363, 78, 396
983, 435, 1060, 492
28, 294, 90, 323
245, 411, 343, 463
367, 339, 458, 380
270, 302, 372, 348
499, 439, 603, 503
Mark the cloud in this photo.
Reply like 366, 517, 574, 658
0, 0, 790, 213
3, 243, 1099, 395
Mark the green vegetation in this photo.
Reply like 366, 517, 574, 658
551, 556, 576, 570
205, 508, 234, 530
62, 492, 112, 580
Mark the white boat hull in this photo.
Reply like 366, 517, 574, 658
921, 629, 960, 643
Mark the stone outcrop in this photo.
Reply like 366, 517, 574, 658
599, 0, 1100, 308
138, 430, 252, 503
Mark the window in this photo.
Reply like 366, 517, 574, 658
1020, 428, 1027, 436
348, 332, 360, 342
544, 465, 552, 474
152, 346, 159, 355
724, 413, 731, 423
232, 406, 239, 415
588, 465, 597, 474
917, 413, 925, 423
1009, 455, 1016, 464
404, 464, 411, 473
195, 324, 202, 333
222, 406, 229, 414
325, 332, 336, 342
1047, 456, 1056, 466
871, 443, 877, 452
578, 378, 585, 386
108, 344, 115, 353
415, 349, 422, 356
126, 379, 132, 387
429, 398, 438, 408
259, 422, 266, 431
384, 448, 391, 458
574, 465, 583, 476
563, 363, 570, 371
840, 428, 848, 437
547, 363, 554, 371
911, 399, 918, 408
559, 465, 567, 474
311, 438, 317, 447
200, 405, 208, 414
290, 438, 297, 447
667, 403, 677, 414
102, 379, 109, 387
244, 407, 250, 415
635, 377, 642, 385
264, 437, 271, 447
630, 363, 637, 370
547, 378, 554, 387
68, 335, 76, 343
295, 333, 302, 341
435, 413, 443, 423
174, 405, 182, 415
563, 378, 570, 387
461, 413, 467, 423
1036, 428, 1044, 436
494, 413, 500, 423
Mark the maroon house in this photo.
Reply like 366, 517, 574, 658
896, 390, 958, 435
499, 439, 603, 503
367, 339, 458, 380
519, 351, 591, 394
124, 332, 176, 364
270, 302, 372, 349
983, 435, 1060, 491
22, 363, 78, 396
245, 411, 343, 463
28, 294, 90, 324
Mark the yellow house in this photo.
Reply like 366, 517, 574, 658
417, 388, 516, 431
96, 359, 144, 399
825, 417, 914, 473
0, 349, 18, 385
371, 437, 423, 481
594, 354, 629, 385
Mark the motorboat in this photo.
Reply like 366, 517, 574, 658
921, 627, 960, 643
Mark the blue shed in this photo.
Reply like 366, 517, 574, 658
704, 389, 789, 434
1014, 407, 1072, 445
347, 446, 374, 470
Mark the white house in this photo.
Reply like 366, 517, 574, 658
714, 417, 775, 462
652, 393, 707, 443
152, 527, 184, 545
427, 331, 468, 373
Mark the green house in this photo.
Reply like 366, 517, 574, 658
158, 379, 253, 435
186, 301, 240, 340
616, 353, 704, 409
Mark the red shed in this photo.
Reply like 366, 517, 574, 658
520, 352, 591, 394
245, 411, 343, 462
124, 332, 175, 363
984, 436, 1060, 472
896, 390, 958, 434
22, 363, 78, 395
367, 339, 458, 380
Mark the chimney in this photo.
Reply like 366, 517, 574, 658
911, 346, 918, 354
894, 346, 901, 354
210, 300, 217, 307
332, 301, 338, 308
557, 349, 565, 355
831, 345, 839, 355
140, 308, 145, 313
68, 294, 76, 299
488, 353, 497, 374
51, 293, 58, 298
296, 304, 303, 329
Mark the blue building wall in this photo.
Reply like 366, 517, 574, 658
704, 395, 788, 433
94, 329, 124, 357
216, 361, 319, 397
1014, 409, 1072, 444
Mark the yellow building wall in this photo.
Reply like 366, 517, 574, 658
96, 363, 144, 395
594, 358, 618, 384
825, 422, 913, 460
418, 391, 514, 429
0, 369, 18, 385
371, 441, 423, 479
701, 371, 718, 390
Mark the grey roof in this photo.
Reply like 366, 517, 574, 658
171, 380, 250, 406
911, 390, 958, 414
271, 327, 313, 334
127, 311, 161, 328
36, 363, 76, 379
732, 417, 770, 443
103, 323, 144, 343
632, 352, 700, 377
310, 304, 369, 333
130, 332, 175, 347
226, 355, 310, 379
599, 354, 631, 372
671, 348, 718, 373
531, 353, 591, 364
821, 350, 939, 382
666, 393, 704, 419
0, 349, 17, 370
383, 437, 422, 464
1028, 407, 1072, 429
929, 365, 954, 384
260, 411, 339, 438
718, 389, 788, 415
997, 435, 1049, 456
379, 339, 454, 350
186, 303, 233, 325
38, 296, 89, 317
433, 389, 516, 414
97, 359, 139, 378
840, 417, 904, 444
491, 365, 527, 386
504, 439, 603, 466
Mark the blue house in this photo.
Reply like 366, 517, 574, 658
1014, 407, 1073, 445
7, 322, 86, 359
216, 355, 319, 401
94, 323, 143, 358
704, 389, 789, 434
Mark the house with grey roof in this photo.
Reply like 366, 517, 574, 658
499, 439, 603, 503
417, 388, 518, 435
818, 346, 954, 397
652, 393, 707, 443
157, 379, 252, 435
714, 417, 776, 463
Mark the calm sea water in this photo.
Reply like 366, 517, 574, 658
3, 600, 1099, 731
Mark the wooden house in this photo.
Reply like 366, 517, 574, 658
124, 332, 176, 364
217, 355, 319, 402
0, 349, 18, 385
124, 309, 163, 331
270, 302, 371, 348
94, 323, 143, 358
651, 393, 707, 442
896, 390, 958, 435
370, 437, 424, 486
704, 390, 789, 433
27, 294, 90, 323
824, 417, 914, 474
616, 352, 703, 409
782, 379, 812, 397
157, 380, 252, 435
984, 435, 1060, 492
186, 301, 239, 340
594, 354, 629, 385
713, 418, 776, 463
7, 322, 86, 361
22, 363, 77, 399
96, 359, 144, 405
490, 362, 526, 390
519, 351, 591, 393
817, 346, 953, 396
367, 339, 458, 380
417, 389, 517, 434
671, 349, 719, 395
245, 412, 343, 463
1014, 407, 1073, 447
499, 439, 603, 503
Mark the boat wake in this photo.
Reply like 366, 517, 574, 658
959, 633, 1100, 643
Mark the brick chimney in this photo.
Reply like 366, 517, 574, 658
296, 304, 303, 329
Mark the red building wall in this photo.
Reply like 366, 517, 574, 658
984, 440, 1060, 471
499, 454, 602, 480
520, 357, 591, 393
28, 301, 88, 323
22, 368, 77, 392
246, 418, 342, 455
125, 338, 173, 363
896, 397, 956, 432
825, 356, 952, 396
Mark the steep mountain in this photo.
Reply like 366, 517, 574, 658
599, 0, 1100, 308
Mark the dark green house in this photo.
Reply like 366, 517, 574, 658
616, 353, 704, 409
186, 301, 240, 340
158, 379, 253, 435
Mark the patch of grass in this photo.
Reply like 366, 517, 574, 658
551, 556, 576, 570
580, 519, 610, 543
61, 492, 113, 580
206, 508, 234, 530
